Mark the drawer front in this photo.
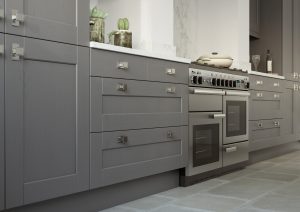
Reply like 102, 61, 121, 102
91, 78, 188, 132
250, 90, 282, 101
223, 141, 249, 167
250, 93, 282, 120
250, 75, 282, 92
91, 49, 148, 80
250, 119, 281, 141
91, 49, 188, 84
147, 59, 188, 84
189, 94, 222, 112
90, 126, 188, 188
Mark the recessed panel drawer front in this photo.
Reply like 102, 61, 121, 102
223, 141, 249, 167
90, 78, 188, 132
250, 75, 282, 92
250, 119, 282, 141
90, 126, 188, 188
189, 94, 222, 112
91, 49, 148, 80
147, 59, 188, 84
250, 91, 282, 120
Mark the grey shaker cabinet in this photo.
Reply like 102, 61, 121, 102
5, 35, 90, 208
250, 0, 260, 38
0, 33, 4, 211
0, 0, 4, 33
293, 0, 300, 80
90, 78, 188, 132
4, 0, 89, 46
90, 126, 188, 189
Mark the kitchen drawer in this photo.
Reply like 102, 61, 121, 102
91, 49, 148, 80
90, 49, 188, 84
223, 141, 249, 167
250, 91, 282, 120
147, 59, 188, 84
91, 78, 188, 132
250, 75, 282, 92
90, 126, 188, 188
250, 119, 282, 141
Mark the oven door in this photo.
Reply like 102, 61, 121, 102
223, 91, 250, 145
186, 112, 224, 176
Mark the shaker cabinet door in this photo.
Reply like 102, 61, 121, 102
0, 0, 4, 33
294, 0, 300, 78
5, 0, 89, 45
5, 35, 90, 209
250, 0, 260, 38
0, 33, 4, 211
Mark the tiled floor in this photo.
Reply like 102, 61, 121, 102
102, 151, 300, 212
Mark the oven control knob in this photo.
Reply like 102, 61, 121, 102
191, 76, 198, 84
198, 76, 203, 84
229, 80, 233, 87
225, 80, 229, 87
217, 79, 221, 86
233, 80, 237, 88
221, 79, 225, 87
212, 78, 217, 86
246, 82, 250, 89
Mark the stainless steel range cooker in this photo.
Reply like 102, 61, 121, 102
181, 68, 250, 186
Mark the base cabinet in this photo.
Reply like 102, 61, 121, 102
0, 33, 4, 211
5, 35, 90, 208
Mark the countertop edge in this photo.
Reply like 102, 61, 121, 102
89, 42, 192, 64
248, 70, 285, 80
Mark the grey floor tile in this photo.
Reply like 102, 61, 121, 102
101, 206, 140, 212
251, 193, 300, 212
122, 195, 173, 211
246, 171, 299, 182
236, 207, 276, 212
217, 168, 256, 181
174, 193, 246, 212
158, 179, 225, 199
263, 164, 300, 176
247, 162, 276, 170
273, 179, 300, 197
207, 177, 283, 200
151, 205, 207, 212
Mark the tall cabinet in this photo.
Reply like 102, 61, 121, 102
0, 33, 4, 211
2, 0, 90, 209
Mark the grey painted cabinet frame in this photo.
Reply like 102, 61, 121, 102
5, 35, 90, 209
0, 0, 4, 33
0, 33, 4, 211
250, 0, 260, 38
4, 0, 89, 46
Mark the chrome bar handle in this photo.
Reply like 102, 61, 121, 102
12, 43, 24, 61
116, 83, 127, 92
294, 84, 299, 91
167, 131, 174, 139
193, 88, 225, 96
211, 114, 226, 119
274, 94, 280, 99
256, 80, 264, 85
12, 9, 24, 27
256, 93, 263, 98
274, 82, 280, 87
293, 72, 299, 79
226, 91, 250, 97
225, 146, 238, 153
166, 68, 176, 75
274, 121, 280, 127
166, 87, 176, 94
117, 62, 129, 70
117, 136, 128, 144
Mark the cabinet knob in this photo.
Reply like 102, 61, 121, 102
274, 121, 280, 127
258, 122, 263, 128
12, 43, 24, 61
166, 87, 176, 94
116, 83, 127, 92
0, 9, 4, 19
273, 82, 280, 87
167, 131, 174, 139
117, 136, 128, 144
256, 80, 264, 85
117, 62, 129, 70
12, 9, 24, 27
0, 45, 4, 55
166, 68, 176, 75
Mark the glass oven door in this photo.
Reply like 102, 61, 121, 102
186, 112, 223, 176
223, 91, 249, 145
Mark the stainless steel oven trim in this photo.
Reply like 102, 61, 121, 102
186, 112, 223, 176
190, 88, 226, 96
223, 93, 249, 145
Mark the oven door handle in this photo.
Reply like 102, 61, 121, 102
226, 91, 250, 97
210, 114, 226, 119
193, 88, 225, 95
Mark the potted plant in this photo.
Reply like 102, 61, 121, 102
90, 6, 108, 43
109, 18, 132, 48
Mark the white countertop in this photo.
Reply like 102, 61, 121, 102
248, 70, 285, 80
90, 42, 192, 64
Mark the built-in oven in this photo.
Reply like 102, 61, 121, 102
223, 90, 250, 145
186, 88, 225, 177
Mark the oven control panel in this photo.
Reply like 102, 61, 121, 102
189, 68, 250, 90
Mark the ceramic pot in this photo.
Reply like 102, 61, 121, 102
110, 30, 132, 48
90, 17, 105, 43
